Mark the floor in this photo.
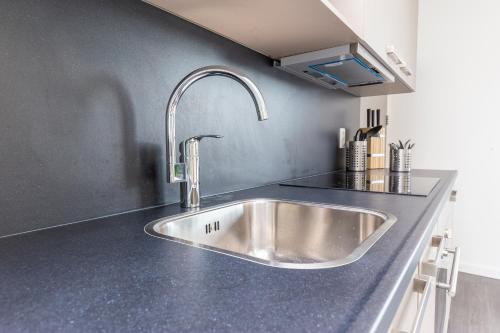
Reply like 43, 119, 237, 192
448, 272, 500, 333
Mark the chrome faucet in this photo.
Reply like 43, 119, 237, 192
165, 66, 268, 208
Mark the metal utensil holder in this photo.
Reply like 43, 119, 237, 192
390, 148, 412, 172
346, 141, 367, 172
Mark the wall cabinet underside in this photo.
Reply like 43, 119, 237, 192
145, 0, 418, 97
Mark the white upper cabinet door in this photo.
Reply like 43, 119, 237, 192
362, 0, 418, 89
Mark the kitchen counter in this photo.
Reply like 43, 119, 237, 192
0, 169, 457, 333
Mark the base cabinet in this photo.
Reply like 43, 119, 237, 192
389, 189, 458, 333
389, 269, 436, 333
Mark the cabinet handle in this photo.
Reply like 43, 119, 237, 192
386, 45, 403, 65
410, 277, 433, 333
387, 46, 413, 76
421, 236, 445, 277
444, 228, 452, 239
437, 246, 461, 297
399, 62, 413, 76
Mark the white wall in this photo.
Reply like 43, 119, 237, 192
387, 0, 500, 279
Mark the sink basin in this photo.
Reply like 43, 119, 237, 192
145, 199, 396, 269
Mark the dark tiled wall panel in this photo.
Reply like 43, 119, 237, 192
0, 0, 359, 236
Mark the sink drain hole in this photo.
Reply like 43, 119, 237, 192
205, 221, 220, 234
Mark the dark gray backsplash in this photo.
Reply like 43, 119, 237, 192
0, 0, 359, 236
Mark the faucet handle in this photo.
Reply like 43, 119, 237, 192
187, 134, 223, 142
179, 134, 223, 156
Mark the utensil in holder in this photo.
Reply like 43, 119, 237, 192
390, 148, 412, 172
346, 141, 367, 172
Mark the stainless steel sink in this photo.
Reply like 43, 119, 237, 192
145, 199, 396, 269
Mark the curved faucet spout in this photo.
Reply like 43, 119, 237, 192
165, 65, 268, 184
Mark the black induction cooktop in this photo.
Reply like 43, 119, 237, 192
280, 170, 439, 197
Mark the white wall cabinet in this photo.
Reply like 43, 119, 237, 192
329, 0, 418, 90
326, 0, 365, 35
362, 0, 418, 89
144, 0, 418, 96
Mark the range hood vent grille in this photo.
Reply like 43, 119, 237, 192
308, 56, 384, 87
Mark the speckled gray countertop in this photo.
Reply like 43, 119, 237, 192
0, 169, 457, 333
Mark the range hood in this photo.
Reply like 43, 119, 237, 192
275, 43, 395, 94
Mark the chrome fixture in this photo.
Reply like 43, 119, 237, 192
165, 66, 268, 208
145, 198, 397, 269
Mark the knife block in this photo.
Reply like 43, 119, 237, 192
367, 128, 385, 169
